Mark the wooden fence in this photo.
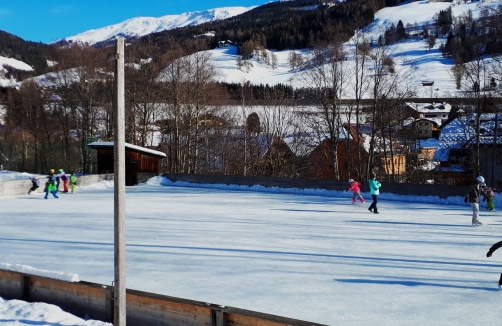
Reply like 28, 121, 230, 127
0, 269, 325, 326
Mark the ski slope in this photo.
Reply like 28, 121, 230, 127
1, 176, 502, 325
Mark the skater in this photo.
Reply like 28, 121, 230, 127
347, 179, 365, 204
486, 240, 502, 290
44, 177, 59, 199
55, 170, 61, 193
28, 176, 40, 194
368, 172, 381, 214
59, 169, 69, 193
482, 184, 498, 211
70, 171, 77, 193
44, 169, 55, 192
465, 176, 488, 226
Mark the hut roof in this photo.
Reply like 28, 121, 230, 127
88, 142, 166, 158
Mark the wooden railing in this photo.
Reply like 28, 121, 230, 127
0, 269, 325, 326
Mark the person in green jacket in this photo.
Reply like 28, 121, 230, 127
368, 172, 381, 214
44, 178, 59, 199
70, 171, 77, 193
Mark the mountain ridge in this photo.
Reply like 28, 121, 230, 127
60, 6, 256, 46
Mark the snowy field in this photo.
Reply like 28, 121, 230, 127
2, 176, 502, 324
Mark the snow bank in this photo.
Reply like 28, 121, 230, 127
0, 297, 111, 325
155, 177, 486, 208
0, 263, 79, 282
0, 171, 43, 182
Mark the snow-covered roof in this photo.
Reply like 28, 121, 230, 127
434, 113, 502, 161
404, 102, 452, 114
88, 141, 166, 157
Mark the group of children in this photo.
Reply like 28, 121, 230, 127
29, 169, 77, 199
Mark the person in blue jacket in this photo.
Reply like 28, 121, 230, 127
368, 172, 381, 214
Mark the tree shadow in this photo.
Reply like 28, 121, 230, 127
335, 278, 497, 291
349, 220, 472, 228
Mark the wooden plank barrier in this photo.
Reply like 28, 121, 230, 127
0, 269, 325, 326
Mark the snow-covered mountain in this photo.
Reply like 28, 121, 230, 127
60, 6, 256, 45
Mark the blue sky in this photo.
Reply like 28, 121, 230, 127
0, 0, 263, 43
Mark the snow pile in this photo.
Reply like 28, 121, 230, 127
78, 180, 114, 191
0, 297, 111, 325
0, 263, 79, 282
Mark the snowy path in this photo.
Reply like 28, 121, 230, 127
1, 178, 502, 325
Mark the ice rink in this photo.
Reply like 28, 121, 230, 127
1, 177, 502, 325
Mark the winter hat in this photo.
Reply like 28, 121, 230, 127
348, 178, 354, 183
371, 172, 376, 178
50, 169, 55, 173
476, 176, 485, 183
59, 169, 64, 173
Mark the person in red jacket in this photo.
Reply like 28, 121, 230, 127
487, 240, 502, 290
58, 169, 69, 193
347, 179, 365, 205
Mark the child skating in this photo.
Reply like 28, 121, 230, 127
465, 176, 487, 226
59, 169, 69, 193
44, 178, 59, 199
482, 183, 498, 211
347, 179, 365, 205
70, 171, 77, 193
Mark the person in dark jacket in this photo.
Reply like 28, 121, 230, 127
28, 176, 40, 194
465, 176, 488, 226
486, 240, 502, 290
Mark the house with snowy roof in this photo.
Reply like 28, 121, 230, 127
401, 102, 452, 126
433, 113, 502, 186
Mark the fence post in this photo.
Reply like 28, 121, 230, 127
105, 285, 114, 323
211, 307, 226, 326
20, 274, 30, 301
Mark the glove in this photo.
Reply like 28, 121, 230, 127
487, 251, 493, 257
483, 197, 487, 202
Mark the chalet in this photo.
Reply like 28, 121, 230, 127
434, 113, 502, 186
403, 118, 440, 139
401, 102, 452, 125
88, 142, 166, 186
305, 124, 370, 181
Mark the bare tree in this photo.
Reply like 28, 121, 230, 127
296, 41, 350, 180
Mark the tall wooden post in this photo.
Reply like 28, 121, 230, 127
114, 37, 126, 326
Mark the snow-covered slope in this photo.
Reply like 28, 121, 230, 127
204, 1, 502, 98
61, 6, 256, 45
0, 55, 33, 87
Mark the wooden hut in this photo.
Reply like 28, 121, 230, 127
88, 142, 166, 185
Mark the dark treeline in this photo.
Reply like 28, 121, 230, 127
0, 31, 58, 74
140, 0, 385, 55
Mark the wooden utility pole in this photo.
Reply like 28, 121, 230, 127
113, 37, 126, 325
